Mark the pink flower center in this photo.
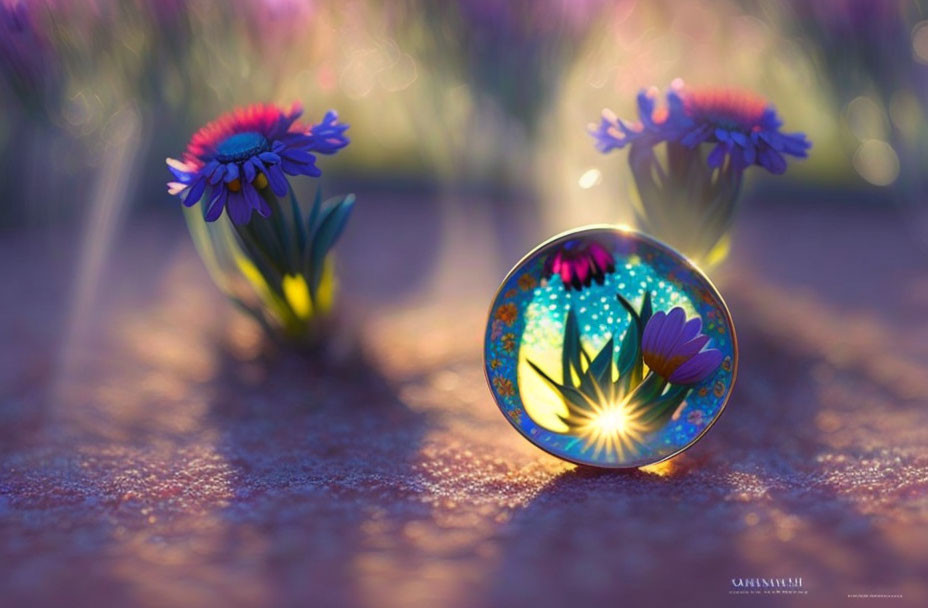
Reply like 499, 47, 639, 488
682, 88, 769, 132
182, 103, 298, 167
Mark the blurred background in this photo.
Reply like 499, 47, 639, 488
4, 0, 928, 311
3, 0, 927, 228
3, 1, 928, 607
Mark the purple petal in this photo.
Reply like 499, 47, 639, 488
224, 163, 239, 183
243, 182, 270, 217
280, 158, 321, 177
680, 124, 711, 147
271, 107, 302, 137
668, 349, 723, 384
243, 160, 256, 183
706, 143, 727, 168
758, 130, 782, 151
780, 132, 811, 157
759, 108, 782, 129
673, 334, 710, 360
589, 115, 622, 153
167, 161, 193, 183
667, 317, 703, 357
277, 133, 314, 149
731, 147, 750, 171
183, 177, 207, 207
280, 148, 316, 164
758, 147, 787, 174
208, 164, 226, 185
204, 188, 227, 222
729, 131, 747, 146
642, 310, 666, 355
308, 111, 350, 151
656, 307, 685, 354
266, 164, 288, 197
636, 90, 657, 127
227, 192, 252, 225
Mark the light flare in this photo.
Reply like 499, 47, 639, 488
565, 379, 649, 462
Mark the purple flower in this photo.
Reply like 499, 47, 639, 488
589, 86, 687, 153
543, 240, 615, 291
641, 307, 722, 385
1, 1, 56, 100
167, 103, 349, 225
590, 80, 811, 175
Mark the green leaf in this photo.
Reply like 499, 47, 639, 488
616, 292, 643, 391
528, 359, 593, 417
306, 193, 355, 302
638, 385, 688, 431
655, 384, 688, 411
617, 322, 638, 376
580, 345, 592, 369
289, 185, 306, 255
559, 385, 595, 414
261, 190, 298, 275
616, 293, 643, 334
232, 223, 285, 290
247, 214, 287, 276
300, 187, 324, 291
632, 291, 652, 384
626, 372, 667, 413
640, 291, 652, 326
306, 186, 323, 236
628, 148, 666, 217
527, 359, 561, 391
589, 337, 613, 386
562, 309, 581, 387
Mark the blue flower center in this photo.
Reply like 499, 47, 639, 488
215, 132, 269, 162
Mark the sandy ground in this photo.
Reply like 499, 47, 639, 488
1, 196, 927, 607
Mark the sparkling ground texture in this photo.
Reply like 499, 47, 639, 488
1, 197, 927, 607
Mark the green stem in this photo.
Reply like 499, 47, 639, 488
638, 385, 689, 431
627, 372, 667, 413
233, 223, 284, 289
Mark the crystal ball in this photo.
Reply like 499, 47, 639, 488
484, 226, 737, 468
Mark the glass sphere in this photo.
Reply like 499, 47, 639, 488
484, 226, 737, 469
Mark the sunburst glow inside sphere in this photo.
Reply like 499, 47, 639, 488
484, 227, 737, 469
596, 406, 627, 434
